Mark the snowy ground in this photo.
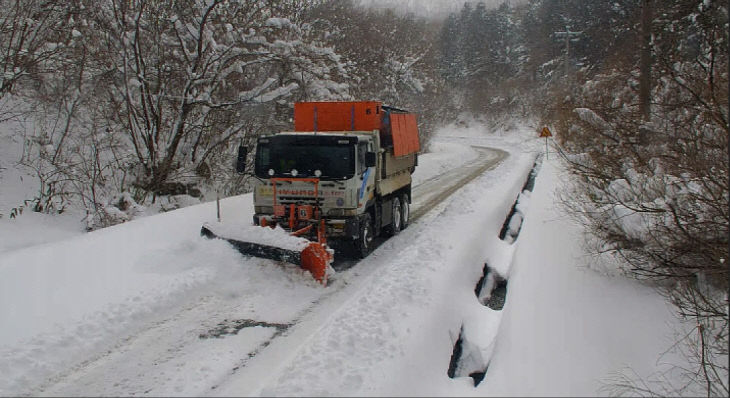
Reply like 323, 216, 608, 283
0, 122, 687, 396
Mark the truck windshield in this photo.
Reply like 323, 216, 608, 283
255, 135, 356, 180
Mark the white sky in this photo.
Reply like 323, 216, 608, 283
360, 0, 526, 18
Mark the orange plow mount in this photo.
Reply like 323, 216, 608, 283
200, 177, 334, 285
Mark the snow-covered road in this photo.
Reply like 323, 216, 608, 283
0, 131, 519, 396
410, 146, 507, 221
0, 124, 685, 396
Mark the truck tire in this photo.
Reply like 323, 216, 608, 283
354, 213, 374, 258
386, 197, 402, 236
400, 193, 409, 230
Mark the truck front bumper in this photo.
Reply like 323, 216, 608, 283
253, 213, 360, 240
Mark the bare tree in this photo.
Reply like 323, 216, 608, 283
0, 0, 69, 99
0, 0, 71, 124
554, 1, 728, 394
4, 0, 350, 228
306, 0, 442, 142
82, 0, 347, 199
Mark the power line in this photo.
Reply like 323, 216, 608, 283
553, 27, 582, 82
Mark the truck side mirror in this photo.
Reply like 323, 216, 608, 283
236, 145, 248, 174
365, 152, 377, 168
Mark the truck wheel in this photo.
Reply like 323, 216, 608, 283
354, 213, 374, 258
386, 197, 402, 236
400, 193, 409, 229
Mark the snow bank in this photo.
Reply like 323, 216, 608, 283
481, 159, 687, 396
0, 194, 254, 394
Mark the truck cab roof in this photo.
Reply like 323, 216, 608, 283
264, 131, 378, 142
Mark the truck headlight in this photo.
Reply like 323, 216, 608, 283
255, 206, 274, 214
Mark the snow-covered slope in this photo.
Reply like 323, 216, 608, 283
480, 158, 686, 397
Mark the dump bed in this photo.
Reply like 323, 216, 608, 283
386, 112, 419, 157
294, 101, 382, 132
294, 101, 420, 157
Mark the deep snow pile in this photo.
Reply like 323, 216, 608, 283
0, 121, 689, 396
202, 221, 313, 252
482, 158, 688, 396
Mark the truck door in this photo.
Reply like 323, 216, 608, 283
357, 142, 374, 205
357, 142, 368, 175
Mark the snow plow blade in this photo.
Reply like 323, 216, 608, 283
200, 223, 332, 285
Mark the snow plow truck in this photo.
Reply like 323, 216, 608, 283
202, 101, 420, 285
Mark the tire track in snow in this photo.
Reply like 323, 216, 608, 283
410, 147, 507, 221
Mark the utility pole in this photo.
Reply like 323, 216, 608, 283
554, 27, 582, 84
639, 0, 653, 121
